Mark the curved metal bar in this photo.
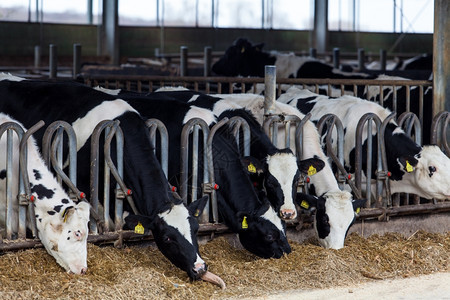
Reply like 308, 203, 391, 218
228, 116, 251, 157
316, 114, 362, 199
294, 113, 311, 159
355, 113, 383, 207
378, 113, 396, 207
397, 112, 422, 146
145, 119, 169, 178
431, 111, 450, 155
0, 122, 26, 239
207, 117, 229, 223
180, 118, 210, 208
42, 121, 84, 201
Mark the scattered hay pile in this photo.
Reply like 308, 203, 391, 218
0, 231, 448, 299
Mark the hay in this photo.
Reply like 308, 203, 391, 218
0, 231, 448, 299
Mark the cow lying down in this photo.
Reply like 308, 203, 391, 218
0, 113, 90, 275
278, 87, 450, 201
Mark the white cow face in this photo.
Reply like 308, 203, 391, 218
394, 145, 450, 200
297, 191, 365, 249
37, 201, 90, 274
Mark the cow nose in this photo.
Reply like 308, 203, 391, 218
80, 267, 87, 275
280, 209, 296, 220
193, 263, 206, 275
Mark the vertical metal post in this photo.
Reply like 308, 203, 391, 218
380, 49, 387, 71
309, 47, 317, 58
87, 0, 93, 24
49, 44, 57, 79
204, 46, 212, 77
358, 48, 365, 71
264, 65, 276, 115
34, 46, 41, 68
333, 47, 340, 69
73, 43, 81, 79
180, 46, 188, 76
433, 0, 450, 116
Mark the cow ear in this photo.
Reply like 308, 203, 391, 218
398, 156, 418, 173
352, 199, 367, 214
124, 214, 152, 234
297, 156, 325, 176
74, 201, 91, 221
188, 195, 209, 218
241, 156, 265, 176
254, 42, 265, 51
294, 193, 319, 210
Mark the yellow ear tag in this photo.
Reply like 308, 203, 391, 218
194, 209, 200, 217
300, 200, 310, 209
241, 216, 248, 229
241, 47, 245, 53
308, 165, 317, 176
248, 163, 256, 173
134, 222, 145, 235
355, 207, 361, 214
406, 161, 414, 172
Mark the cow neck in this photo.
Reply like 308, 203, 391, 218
26, 137, 74, 216
115, 112, 173, 217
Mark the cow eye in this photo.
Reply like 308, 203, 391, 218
265, 234, 275, 242
428, 166, 436, 177
163, 236, 171, 243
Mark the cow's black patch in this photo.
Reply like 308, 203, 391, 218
31, 184, 55, 200
47, 211, 56, 215
61, 199, 70, 204
0, 169, 6, 180
53, 205, 63, 213
38, 218, 42, 222
33, 169, 42, 180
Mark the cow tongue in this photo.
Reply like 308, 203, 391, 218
200, 271, 226, 290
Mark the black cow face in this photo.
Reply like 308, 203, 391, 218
236, 202, 291, 258
124, 196, 208, 280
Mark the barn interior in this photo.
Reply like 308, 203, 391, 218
0, 0, 449, 299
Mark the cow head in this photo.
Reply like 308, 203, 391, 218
36, 201, 90, 274
242, 152, 325, 220
296, 191, 366, 249
392, 145, 450, 200
125, 195, 210, 281
236, 201, 291, 258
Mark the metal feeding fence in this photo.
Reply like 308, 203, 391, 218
0, 71, 448, 251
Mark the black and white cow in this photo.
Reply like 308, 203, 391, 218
212, 38, 374, 80
0, 113, 90, 275
140, 89, 364, 250
0, 75, 224, 286
96, 88, 294, 258
278, 87, 450, 201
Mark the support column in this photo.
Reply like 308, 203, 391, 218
312, 0, 328, 53
102, 0, 119, 65
433, 0, 450, 115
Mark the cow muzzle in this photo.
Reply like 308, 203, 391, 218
279, 209, 297, 220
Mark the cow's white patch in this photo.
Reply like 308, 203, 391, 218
72, 99, 137, 150
266, 152, 298, 215
316, 190, 354, 249
94, 86, 121, 95
261, 206, 285, 235
0, 73, 26, 81
273, 52, 317, 78
155, 86, 189, 92
183, 105, 216, 126
187, 94, 200, 103
158, 203, 194, 245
